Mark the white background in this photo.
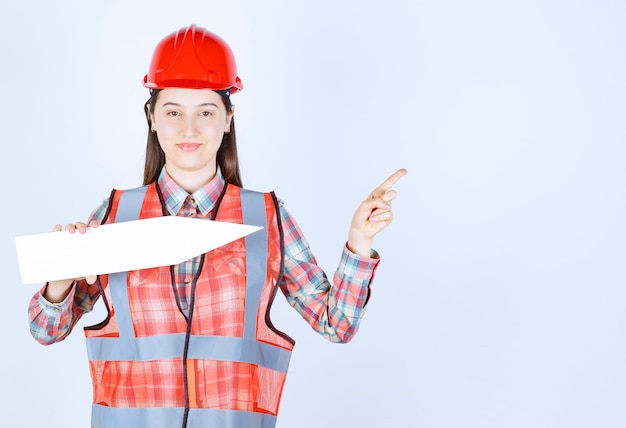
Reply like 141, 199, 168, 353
2, 1, 626, 427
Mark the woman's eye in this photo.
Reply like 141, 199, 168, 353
167, 111, 180, 117
200, 111, 213, 117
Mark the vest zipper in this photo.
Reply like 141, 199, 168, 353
181, 253, 206, 428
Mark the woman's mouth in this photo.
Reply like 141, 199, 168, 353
177, 143, 201, 152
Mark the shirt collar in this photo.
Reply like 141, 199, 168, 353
157, 167, 225, 216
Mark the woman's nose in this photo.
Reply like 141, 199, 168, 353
182, 116, 197, 136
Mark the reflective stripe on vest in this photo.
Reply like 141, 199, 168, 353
91, 404, 277, 428
85, 185, 291, 428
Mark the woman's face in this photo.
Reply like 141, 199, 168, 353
150, 87, 233, 183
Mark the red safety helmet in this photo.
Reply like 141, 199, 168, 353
143, 24, 243, 94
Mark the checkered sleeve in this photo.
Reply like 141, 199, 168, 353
27, 198, 110, 345
277, 200, 380, 343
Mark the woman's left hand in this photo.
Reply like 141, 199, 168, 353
347, 168, 407, 257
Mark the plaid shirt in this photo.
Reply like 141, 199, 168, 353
29, 168, 379, 344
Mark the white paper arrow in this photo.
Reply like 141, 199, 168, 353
15, 217, 263, 285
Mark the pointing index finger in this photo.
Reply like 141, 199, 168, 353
371, 168, 407, 198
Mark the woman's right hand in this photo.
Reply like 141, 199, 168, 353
44, 221, 99, 303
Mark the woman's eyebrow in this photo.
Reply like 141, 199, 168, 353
160, 102, 219, 108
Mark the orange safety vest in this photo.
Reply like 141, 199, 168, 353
84, 182, 295, 428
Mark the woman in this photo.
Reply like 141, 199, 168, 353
28, 24, 406, 428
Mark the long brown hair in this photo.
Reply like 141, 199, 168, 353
142, 89, 243, 187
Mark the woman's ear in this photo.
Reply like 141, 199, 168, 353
225, 105, 235, 133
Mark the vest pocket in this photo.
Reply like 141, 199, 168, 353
251, 364, 287, 415
90, 358, 186, 407
127, 268, 187, 336
190, 360, 284, 415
